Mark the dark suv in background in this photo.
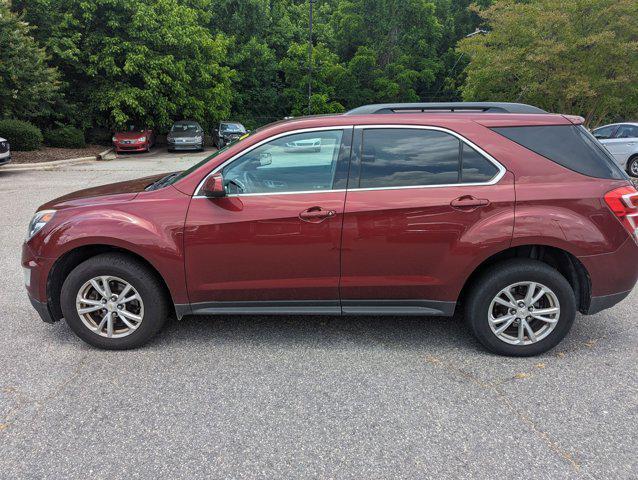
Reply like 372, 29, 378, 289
212, 121, 247, 149
22, 103, 638, 355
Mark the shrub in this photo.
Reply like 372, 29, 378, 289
0, 119, 43, 151
44, 126, 86, 148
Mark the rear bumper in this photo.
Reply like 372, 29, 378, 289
0, 155, 11, 166
587, 290, 632, 315
578, 236, 638, 314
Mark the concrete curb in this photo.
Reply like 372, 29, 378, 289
1, 150, 112, 171
97, 147, 115, 161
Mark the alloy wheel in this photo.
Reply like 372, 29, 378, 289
75, 276, 144, 338
488, 281, 560, 345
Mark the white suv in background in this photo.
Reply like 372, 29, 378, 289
0, 137, 10, 166
592, 123, 638, 176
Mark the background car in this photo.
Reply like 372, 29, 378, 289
212, 121, 247, 149
112, 126, 155, 153
0, 137, 10, 166
167, 120, 205, 152
284, 137, 322, 152
592, 122, 638, 176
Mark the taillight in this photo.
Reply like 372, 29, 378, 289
604, 185, 638, 240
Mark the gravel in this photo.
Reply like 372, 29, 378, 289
1, 149, 636, 479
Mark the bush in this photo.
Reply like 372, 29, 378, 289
86, 127, 113, 146
0, 119, 43, 151
44, 126, 86, 148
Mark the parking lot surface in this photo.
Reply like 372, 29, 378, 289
1, 149, 636, 479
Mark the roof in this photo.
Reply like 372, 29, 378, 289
345, 102, 547, 115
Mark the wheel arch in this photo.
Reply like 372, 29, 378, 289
47, 244, 175, 322
458, 244, 591, 314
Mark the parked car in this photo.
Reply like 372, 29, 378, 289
592, 123, 638, 176
0, 137, 10, 166
285, 137, 322, 152
23, 102, 638, 355
112, 126, 155, 153
167, 120, 205, 152
212, 121, 247, 149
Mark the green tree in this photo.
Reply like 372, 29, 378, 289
15, 0, 234, 129
0, 1, 60, 124
458, 0, 638, 126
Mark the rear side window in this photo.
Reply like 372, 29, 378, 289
492, 125, 626, 179
461, 143, 499, 183
359, 129, 460, 188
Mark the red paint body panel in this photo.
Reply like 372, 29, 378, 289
21, 111, 638, 322
184, 192, 345, 303
341, 173, 515, 302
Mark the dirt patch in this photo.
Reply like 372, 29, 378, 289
10, 145, 106, 164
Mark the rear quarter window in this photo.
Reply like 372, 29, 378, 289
492, 125, 627, 180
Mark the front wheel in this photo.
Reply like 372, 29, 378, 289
465, 259, 576, 356
60, 253, 169, 349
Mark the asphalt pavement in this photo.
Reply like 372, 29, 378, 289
0, 148, 636, 479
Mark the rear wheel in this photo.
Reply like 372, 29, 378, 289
60, 253, 169, 349
626, 156, 638, 177
465, 259, 576, 356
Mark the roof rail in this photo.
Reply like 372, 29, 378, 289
344, 102, 546, 115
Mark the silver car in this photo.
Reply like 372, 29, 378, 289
592, 123, 638, 176
0, 137, 11, 166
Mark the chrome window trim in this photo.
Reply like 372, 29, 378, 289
193, 124, 506, 198
350, 125, 506, 191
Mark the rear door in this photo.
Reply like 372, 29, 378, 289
184, 127, 352, 314
340, 126, 515, 315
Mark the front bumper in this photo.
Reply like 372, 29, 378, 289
28, 294, 56, 323
0, 154, 11, 166
114, 143, 147, 152
168, 142, 203, 151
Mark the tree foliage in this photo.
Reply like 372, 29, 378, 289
458, 0, 638, 126
0, 1, 60, 124
7, 0, 637, 131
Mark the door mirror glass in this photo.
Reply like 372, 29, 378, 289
202, 172, 225, 197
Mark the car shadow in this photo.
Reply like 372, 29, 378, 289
149, 313, 479, 352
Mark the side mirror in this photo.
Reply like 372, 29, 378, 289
201, 172, 225, 197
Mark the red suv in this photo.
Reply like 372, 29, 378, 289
22, 103, 638, 355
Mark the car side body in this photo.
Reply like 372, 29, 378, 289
23, 104, 638, 354
593, 122, 638, 176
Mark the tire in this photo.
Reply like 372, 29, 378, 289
60, 253, 169, 349
626, 156, 638, 177
465, 259, 576, 356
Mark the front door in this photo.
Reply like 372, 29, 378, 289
184, 127, 352, 314
340, 126, 515, 315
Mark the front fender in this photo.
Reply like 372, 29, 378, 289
30, 191, 191, 304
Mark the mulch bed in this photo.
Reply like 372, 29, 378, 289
10, 145, 107, 164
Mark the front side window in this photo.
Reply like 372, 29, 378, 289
222, 130, 344, 194
358, 128, 498, 188
592, 125, 616, 140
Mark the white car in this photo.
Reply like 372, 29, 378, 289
592, 123, 638, 176
0, 137, 10, 166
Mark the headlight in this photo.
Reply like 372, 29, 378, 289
27, 210, 56, 240
138, 136, 146, 143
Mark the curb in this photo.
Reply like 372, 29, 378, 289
1, 150, 112, 172
97, 147, 115, 161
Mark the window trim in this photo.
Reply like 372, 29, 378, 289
194, 126, 350, 197
348, 125, 506, 192
194, 124, 506, 197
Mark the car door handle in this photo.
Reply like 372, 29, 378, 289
299, 206, 336, 223
450, 195, 490, 210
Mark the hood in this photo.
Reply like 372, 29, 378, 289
169, 130, 201, 139
39, 173, 167, 210
115, 131, 147, 140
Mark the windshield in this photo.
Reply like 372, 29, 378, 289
171, 123, 200, 132
161, 133, 252, 188
221, 123, 244, 133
